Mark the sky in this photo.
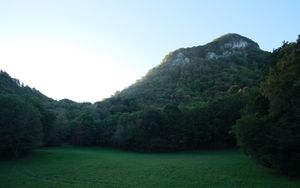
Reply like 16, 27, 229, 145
0, 0, 299, 103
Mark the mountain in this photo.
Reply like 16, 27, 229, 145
115, 33, 271, 107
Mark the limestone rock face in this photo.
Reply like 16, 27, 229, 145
169, 52, 190, 65
165, 33, 261, 63
222, 39, 249, 49
207, 52, 218, 60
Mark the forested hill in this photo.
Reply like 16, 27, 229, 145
1, 34, 299, 176
0, 70, 52, 102
116, 33, 270, 107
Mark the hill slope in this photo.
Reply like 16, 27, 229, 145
0, 70, 53, 102
116, 33, 270, 107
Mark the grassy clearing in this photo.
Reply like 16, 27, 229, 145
0, 147, 299, 188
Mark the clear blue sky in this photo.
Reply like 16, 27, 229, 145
0, 0, 299, 102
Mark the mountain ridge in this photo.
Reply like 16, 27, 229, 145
114, 33, 270, 107
163, 33, 261, 66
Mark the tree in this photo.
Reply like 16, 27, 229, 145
184, 95, 244, 149
234, 115, 275, 167
134, 108, 166, 151
41, 111, 61, 146
162, 104, 184, 150
235, 37, 300, 176
0, 95, 43, 159
112, 112, 138, 149
70, 113, 97, 146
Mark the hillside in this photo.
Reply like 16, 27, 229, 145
0, 70, 53, 102
116, 33, 270, 107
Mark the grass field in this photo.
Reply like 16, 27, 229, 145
0, 147, 299, 188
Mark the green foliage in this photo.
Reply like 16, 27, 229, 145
235, 37, 300, 176
107, 94, 245, 152
162, 104, 184, 150
116, 34, 270, 107
0, 95, 43, 159
70, 113, 97, 146
135, 108, 166, 151
41, 111, 61, 146
234, 115, 275, 167
184, 95, 245, 149
113, 112, 138, 148
112, 108, 168, 151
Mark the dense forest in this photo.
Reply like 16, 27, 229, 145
0, 34, 299, 176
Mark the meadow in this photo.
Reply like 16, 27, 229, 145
0, 147, 299, 188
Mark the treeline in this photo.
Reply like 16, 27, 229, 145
99, 95, 244, 151
0, 92, 244, 158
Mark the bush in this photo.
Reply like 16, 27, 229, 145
234, 115, 275, 167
